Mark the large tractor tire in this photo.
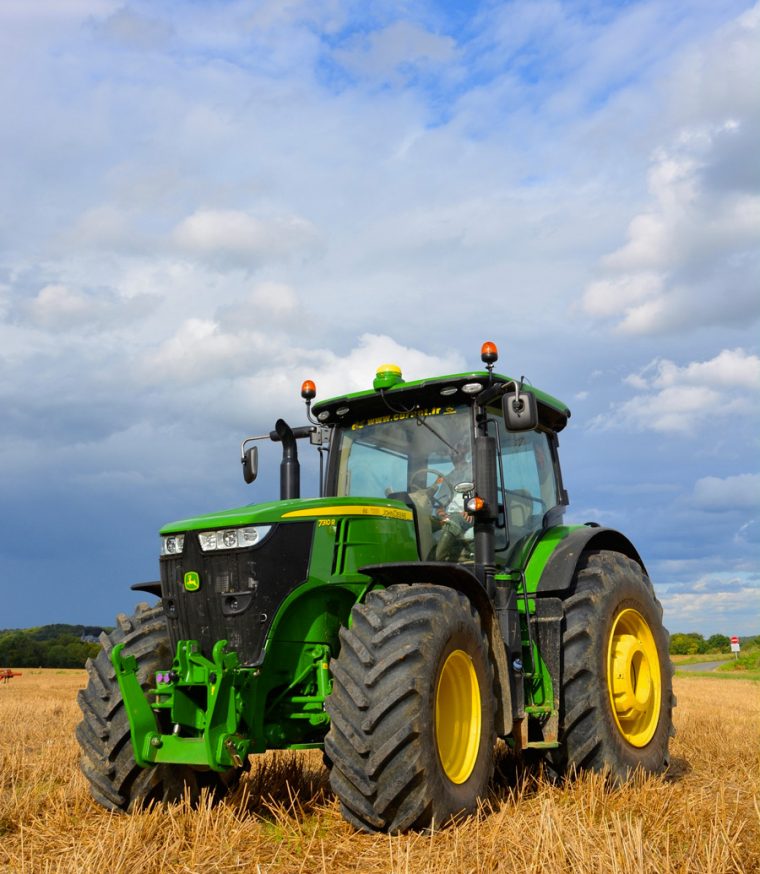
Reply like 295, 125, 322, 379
76, 602, 242, 811
325, 584, 495, 833
550, 550, 675, 782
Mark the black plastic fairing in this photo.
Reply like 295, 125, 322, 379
359, 561, 491, 620
359, 560, 513, 735
160, 521, 314, 666
131, 580, 162, 597
536, 525, 646, 594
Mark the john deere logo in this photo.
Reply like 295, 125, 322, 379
184, 571, 200, 592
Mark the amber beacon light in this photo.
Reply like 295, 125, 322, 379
480, 341, 498, 366
301, 380, 317, 400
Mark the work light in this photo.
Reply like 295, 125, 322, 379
197, 525, 272, 552
160, 534, 185, 556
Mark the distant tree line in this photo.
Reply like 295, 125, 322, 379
669, 632, 760, 655
3, 624, 757, 666
0, 625, 109, 668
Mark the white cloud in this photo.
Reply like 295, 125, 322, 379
212, 281, 300, 337
141, 317, 262, 384
334, 21, 456, 83
172, 209, 319, 266
308, 334, 465, 399
250, 281, 298, 317
136, 322, 466, 437
735, 519, 759, 545
23, 283, 154, 332
581, 6, 760, 336
28, 284, 90, 326
218, 333, 466, 434
94, 7, 173, 51
582, 273, 663, 318
631, 348, 760, 391
583, 133, 760, 333
660, 582, 760, 636
693, 473, 760, 510
593, 348, 760, 433
64, 204, 139, 250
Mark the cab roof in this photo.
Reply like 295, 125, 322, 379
312, 371, 571, 433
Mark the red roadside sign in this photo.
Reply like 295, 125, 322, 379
730, 636, 739, 644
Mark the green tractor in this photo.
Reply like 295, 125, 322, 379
77, 342, 674, 832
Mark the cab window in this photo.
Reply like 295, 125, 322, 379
333, 406, 474, 563
494, 421, 559, 566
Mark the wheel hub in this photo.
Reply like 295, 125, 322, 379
607, 608, 662, 747
435, 649, 481, 784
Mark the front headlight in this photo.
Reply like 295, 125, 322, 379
160, 534, 185, 556
198, 525, 272, 552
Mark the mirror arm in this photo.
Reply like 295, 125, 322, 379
240, 433, 270, 463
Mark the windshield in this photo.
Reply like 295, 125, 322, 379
334, 405, 473, 499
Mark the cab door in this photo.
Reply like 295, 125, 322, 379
493, 422, 562, 568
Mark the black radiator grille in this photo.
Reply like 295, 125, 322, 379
160, 521, 314, 666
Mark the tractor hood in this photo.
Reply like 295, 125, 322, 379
160, 495, 413, 535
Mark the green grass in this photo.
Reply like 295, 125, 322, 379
716, 649, 760, 675
674, 651, 760, 682
670, 653, 734, 665
674, 669, 760, 681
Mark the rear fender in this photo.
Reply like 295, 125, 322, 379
532, 526, 646, 596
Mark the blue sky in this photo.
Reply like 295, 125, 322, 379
0, 0, 758, 636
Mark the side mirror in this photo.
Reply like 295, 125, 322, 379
242, 446, 258, 484
503, 387, 538, 431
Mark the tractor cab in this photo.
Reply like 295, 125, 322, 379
310, 347, 570, 572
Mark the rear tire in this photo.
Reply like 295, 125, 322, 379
76, 602, 243, 811
325, 585, 495, 832
549, 551, 674, 781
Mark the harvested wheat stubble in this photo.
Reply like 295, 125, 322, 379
0, 670, 758, 873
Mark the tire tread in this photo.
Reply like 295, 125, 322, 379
325, 584, 495, 832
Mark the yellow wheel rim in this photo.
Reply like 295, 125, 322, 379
435, 649, 481, 784
607, 608, 662, 747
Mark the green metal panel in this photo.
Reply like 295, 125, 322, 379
523, 525, 581, 593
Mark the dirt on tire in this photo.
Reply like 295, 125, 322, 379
324, 584, 496, 832
548, 550, 675, 782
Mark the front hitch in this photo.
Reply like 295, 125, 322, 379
110, 639, 251, 771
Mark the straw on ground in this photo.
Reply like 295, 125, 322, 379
1, 670, 758, 873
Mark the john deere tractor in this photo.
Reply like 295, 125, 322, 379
77, 342, 674, 832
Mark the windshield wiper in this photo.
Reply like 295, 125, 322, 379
414, 411, 458, 454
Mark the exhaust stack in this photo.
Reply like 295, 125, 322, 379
274, 418, 300, 500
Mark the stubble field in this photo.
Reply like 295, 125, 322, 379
0, 669, 758, 874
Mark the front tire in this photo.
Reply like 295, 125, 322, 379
550, 551, 675, 781
325, 585, 495, 832
76, 602, 242, 811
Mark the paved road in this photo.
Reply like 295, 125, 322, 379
676, 660, 725, 672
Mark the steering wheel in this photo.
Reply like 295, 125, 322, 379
409, 468, 454, 512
